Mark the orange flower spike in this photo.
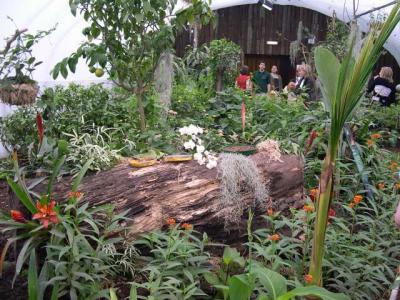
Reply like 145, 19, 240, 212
166, 218, 176, 226
32, 200, 59, 229
395, 183, 400, 190
10, 210, 26, 223
390, 162, 398, 171
67, 191, 83, 199
377, 183, 385, 190
367, 139, 375, 147
267, 208, 274, 216
349, 202, 355, 209
353, 195, 363, 204
268, 234, 281, 241
303, 204, 314, 213
371, 133, 382, 139
309, 188, 318, 201
304, 274, 313, 284
182, 223, 193, 230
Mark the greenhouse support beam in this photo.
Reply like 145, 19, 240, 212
355, 1, 397, 18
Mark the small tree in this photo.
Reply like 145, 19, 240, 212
53, 0, 213, 132
208, 39, 241, 92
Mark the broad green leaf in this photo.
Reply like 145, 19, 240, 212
16, 237, 34, 275
254, 267, 287, 299
204, 272, 222, 286
228, 274, 253, 300
50, 282, 59, 300
7, 177, 36, 214
277, 286, 351, 300
28, 251, 38, 300
47, 155, 66, 196
314, 46, 340, 109
129, 284, 137, 300
110, 288, 118, 300
72, 158, 93, 191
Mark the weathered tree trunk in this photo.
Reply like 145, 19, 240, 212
42, 152, 304, 242
216, 68, 224, 92
154, 51, 174, 119
135, 83, 146, 132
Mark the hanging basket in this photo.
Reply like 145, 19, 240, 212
0, 83, 39, 106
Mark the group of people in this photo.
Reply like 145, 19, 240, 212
235, 62, 316, 101
236, 61, 398, 106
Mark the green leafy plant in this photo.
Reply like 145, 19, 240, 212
133, 222, 211, 299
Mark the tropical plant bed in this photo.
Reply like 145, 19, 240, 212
0, 153, 303, 242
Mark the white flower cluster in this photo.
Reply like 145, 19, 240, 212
179, 125, 218, 169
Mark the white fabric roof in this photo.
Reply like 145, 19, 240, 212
1, 0, 399, 84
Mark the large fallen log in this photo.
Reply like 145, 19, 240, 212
41, 152, 304, 242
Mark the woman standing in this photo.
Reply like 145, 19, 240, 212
235, 65, 252, 91
270, 65, 283, 92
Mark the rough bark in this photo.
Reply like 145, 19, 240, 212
1, 153, 304, 243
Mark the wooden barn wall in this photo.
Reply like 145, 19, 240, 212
175, 4, 328, 57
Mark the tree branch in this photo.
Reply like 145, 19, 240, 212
0, 29, 28, 56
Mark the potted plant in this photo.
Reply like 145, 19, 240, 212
0, 22, 53, 105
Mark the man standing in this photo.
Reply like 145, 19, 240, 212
253, 62, 271, 94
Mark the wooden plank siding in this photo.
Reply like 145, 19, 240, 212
175, 4, 400, 86
175, 4, 328, 57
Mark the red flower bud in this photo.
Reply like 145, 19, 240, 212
10, 210, 26, 223
36, 112, 44, 146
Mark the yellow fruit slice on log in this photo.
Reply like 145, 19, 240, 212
163, 155, 193, 162
129, 158, 157, 168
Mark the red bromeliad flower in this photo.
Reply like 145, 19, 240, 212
10, 210, 26, 223
36, 112, 44, 146
32, 200, 59, 228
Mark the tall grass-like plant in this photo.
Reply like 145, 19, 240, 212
309, 2, 400, 285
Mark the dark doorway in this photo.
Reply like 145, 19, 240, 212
244, 54, 294, 87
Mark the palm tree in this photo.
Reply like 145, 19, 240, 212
309, 1, 400, 286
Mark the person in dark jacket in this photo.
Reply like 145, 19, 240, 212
367, 66, 396, 106
295, 64, 315, 101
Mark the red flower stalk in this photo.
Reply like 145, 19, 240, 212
36, 112, 44, 146
10, 210, 26, 223
32, 200, 59, 228
305, 130, 318, 152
